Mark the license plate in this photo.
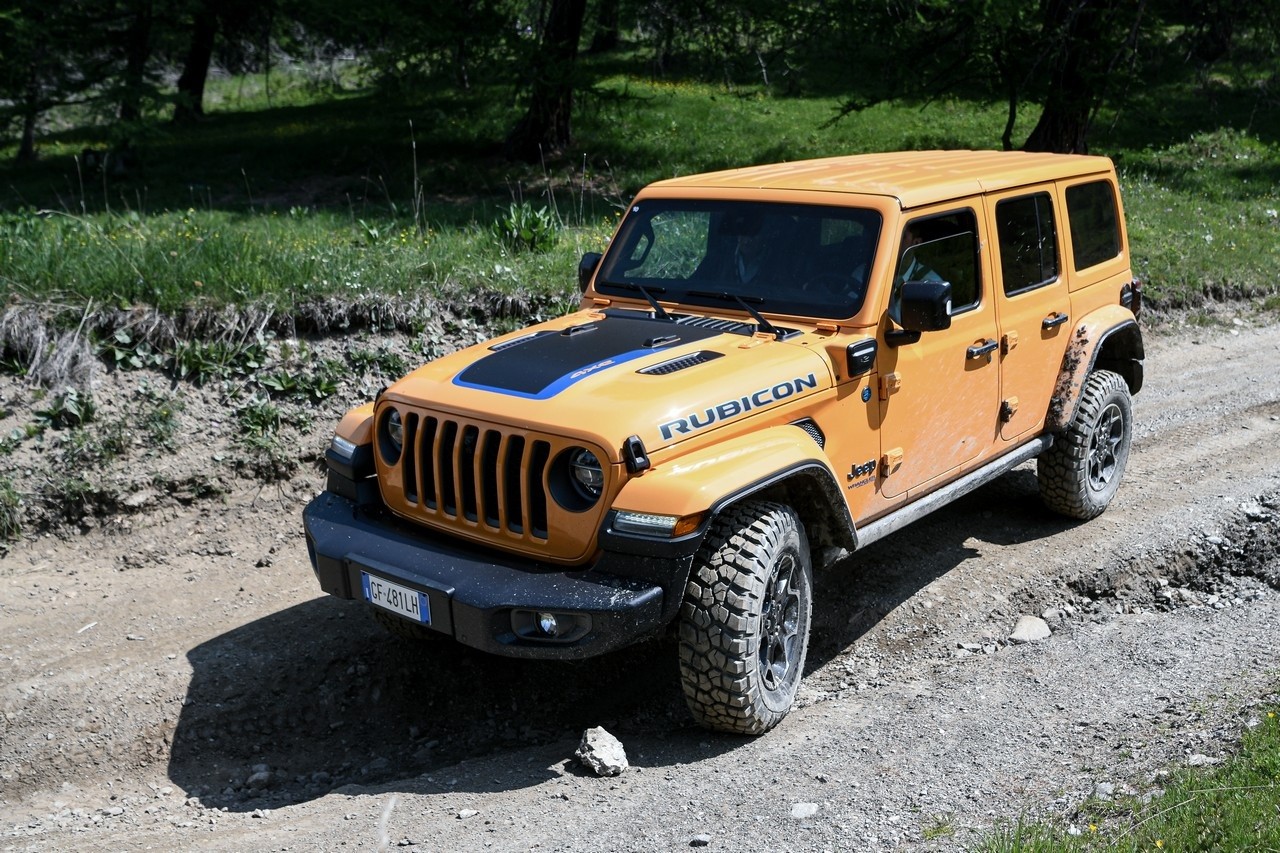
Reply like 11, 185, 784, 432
361, 572, 431, 624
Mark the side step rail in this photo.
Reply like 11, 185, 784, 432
855, 435, 1053, 551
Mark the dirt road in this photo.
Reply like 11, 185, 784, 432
3, 317, 1279, 851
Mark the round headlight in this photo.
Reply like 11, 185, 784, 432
378, 407, 404, 465
569, 448, 603, 500
387, 410, 403, 450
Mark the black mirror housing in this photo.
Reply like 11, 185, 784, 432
899, 280, 952, 332
578, 252, 602, 293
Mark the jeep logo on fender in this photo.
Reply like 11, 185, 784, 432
659, 373, 820, 440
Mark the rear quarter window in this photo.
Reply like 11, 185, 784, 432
1065, 181, 1121, 271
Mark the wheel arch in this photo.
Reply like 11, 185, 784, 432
1046, 309, 1144, 432
720, 465, 857, 564
607, 425, 858, 562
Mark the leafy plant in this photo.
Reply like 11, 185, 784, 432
169, 340, 266, 385
238, 397, 283, 437
259, 369, 338, 401
348, 347, 407, 377
491, 201, 561, 254
100, 329, 165, 370
61, 421, 130, 467
0, 477, 21, 542
35, 388, 95, 429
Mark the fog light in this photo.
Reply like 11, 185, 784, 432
537, 611, 559, 637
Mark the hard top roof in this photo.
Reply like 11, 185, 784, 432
649, 150, 1115, 208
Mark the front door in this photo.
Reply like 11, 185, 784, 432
877, 207, 1001, 499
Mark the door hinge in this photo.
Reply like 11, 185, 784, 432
1000, 397, 1019, 422
881, 447, 904, 476
878, 372, 901, 400
1002, 330, 1018, 354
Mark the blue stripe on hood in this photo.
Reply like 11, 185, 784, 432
452, 347, 654, 399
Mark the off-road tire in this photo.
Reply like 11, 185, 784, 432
372, 608, 441, 644
1038, 369, 1132, 520
678, 500, 812, 735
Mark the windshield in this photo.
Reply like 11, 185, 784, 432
596, 200, 882, 319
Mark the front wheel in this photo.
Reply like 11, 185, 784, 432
1038, 369, 1133, 520
678, 501, 812, 735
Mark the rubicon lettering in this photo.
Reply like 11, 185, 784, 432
659, 374, 819, 440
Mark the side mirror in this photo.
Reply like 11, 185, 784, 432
899, 280, 952, 332
578, 252, 602, 293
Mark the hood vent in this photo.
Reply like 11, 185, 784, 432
638, 350, 724, 376
488, 331, 552, 352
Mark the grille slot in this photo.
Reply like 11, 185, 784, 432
402, 413, 420, 502
396, 416, 559, 542
459, 425, 480, 522
437, 421, 458, 516
638, 350, 724, 376
527, 441, 551, 539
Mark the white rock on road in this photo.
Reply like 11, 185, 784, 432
575, 726, 628, 777
1008, 615, 1052, 644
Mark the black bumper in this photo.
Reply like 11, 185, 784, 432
302, 492, 696, 659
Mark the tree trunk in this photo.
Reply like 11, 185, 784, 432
17, 68, 40, 163
504, 0, 588, 162
1022, 0, 1099, 154
590, 0, 619, 52
120, 0, 154, 124
173, 0, 218, 124
18, 107, 38, 163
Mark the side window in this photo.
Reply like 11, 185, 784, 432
1065, 181, 1121, 270
996, 192, 1059, 295
892, 209, 981, 319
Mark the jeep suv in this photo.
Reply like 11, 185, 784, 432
304, 150, 1144, 734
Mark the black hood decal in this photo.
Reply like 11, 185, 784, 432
453, 315, 723, 400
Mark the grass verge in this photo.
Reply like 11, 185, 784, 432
979, 704, 1280, 851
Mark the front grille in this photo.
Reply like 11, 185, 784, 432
399, 414, 552, 540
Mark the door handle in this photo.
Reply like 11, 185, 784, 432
967, 339, 998, 359
1042, 312, 1069, 329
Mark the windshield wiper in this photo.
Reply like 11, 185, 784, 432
606, 281, 673, 321
689, 290, 778, 337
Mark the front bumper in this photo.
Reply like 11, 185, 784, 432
302, 491, 696, 659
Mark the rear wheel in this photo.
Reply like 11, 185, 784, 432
1038, 369, 1133, 520
678, 501, 812, 735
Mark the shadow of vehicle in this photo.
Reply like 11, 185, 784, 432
168, 468, 1072, 810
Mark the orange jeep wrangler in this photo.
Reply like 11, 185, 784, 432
304, 151, 1143, 734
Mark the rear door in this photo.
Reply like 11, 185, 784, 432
985, 187, 1072, 441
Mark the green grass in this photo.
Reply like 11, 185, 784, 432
0, 205, 615, 314
979, 706, 1280, 852
0, 59, 1277, 326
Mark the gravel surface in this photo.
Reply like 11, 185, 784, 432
2, 314, 1279, 851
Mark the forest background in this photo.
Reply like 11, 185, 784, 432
0, 0, 1277, 347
